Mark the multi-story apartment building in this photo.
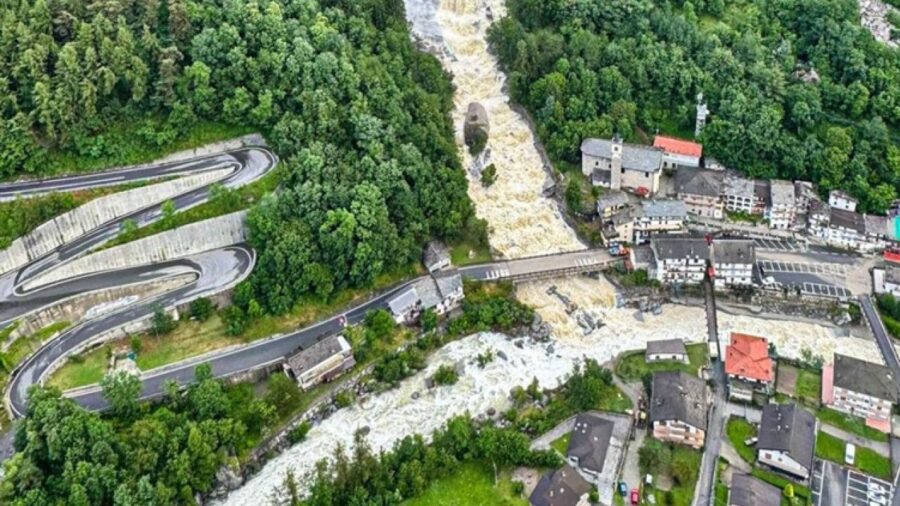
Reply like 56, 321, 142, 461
757, 403, 816, 480
712, 240, 755, 288
650, 237, 755, 288
674, 167, 724, 219
634, 200, 687, 244
650, 371, 708, 449
765, 180, 796, 229
825, 353, 898, 432
723, 173, 766, 215
811, 207, 886, 253
725, 333, 774, 402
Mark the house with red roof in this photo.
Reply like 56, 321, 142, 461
725, 333, 774, 402
653, 135, 703, 168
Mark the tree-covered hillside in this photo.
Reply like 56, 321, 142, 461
489, 0, 900, 212
0, 0, 473, 316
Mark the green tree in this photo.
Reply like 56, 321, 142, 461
101, 371, 142, 421
189, 297, 215, 321
151, 306, 176, 336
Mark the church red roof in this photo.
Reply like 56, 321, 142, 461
653, 135, 703, 158
725, 333, 773, 383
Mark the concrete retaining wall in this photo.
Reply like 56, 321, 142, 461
26, 211, 248, 290
0, 169, 231, 276
6, 274, 196, 348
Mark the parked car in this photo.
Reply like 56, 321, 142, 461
618, 482, 628, 497
845, 443, 856, 465
630, 488, 640, 505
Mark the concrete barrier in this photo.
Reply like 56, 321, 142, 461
0, 169, 232, 276
24, 211, 248, 290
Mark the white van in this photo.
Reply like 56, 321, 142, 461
845, 443, 856, 465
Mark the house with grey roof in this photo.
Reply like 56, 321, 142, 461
387, 287, 421, 324
646, 338, 689, 363
423, 241, 451, 273
675, 168, 724, 219
283, 334, 356, 390
634, 200, 687, 243
649, 237, 754, 288
650, 371, 709, 448
406, 273, 465, 322
581, 135, 664, 195
529, 465, 592, 506
810, 207, 886, 253
728, 473, 781, 506
596, 191, 630, 219
825, 353, 898, 430
757, 403, 816, 479
723, 172, 765, 215
567, 413, 614, 476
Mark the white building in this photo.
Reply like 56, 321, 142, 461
283, 334, 356, 390
874, 264, 900, 297
634, 200, 687, 243
757, 403, 816, 480
723, 173, 766, 215
650, 371, 708, 449
646, 338, 689, 363
765, 180, 796, 229
828, 190, 858, 212
387, 287, 421, 324
712, 240, 755, 288
674, 167, 724, 219
811, 207, 885, 253
653, 135, 703, 168
650, 237, 754, 287
825, 354, 897, 431
581, 135, 663, 195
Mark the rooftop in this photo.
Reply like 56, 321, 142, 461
723, 173, 756, 199
866, 214, 889, 237
769, 180, 796, 207
597, 191, 630, 211
757, 403, 816, 473
646, 338, 687, 356
714, 239, 755, 265
833, 353, 899, 402
725, 333, 773, 383
423, 241, 450, 269
729, 473, 782, 506
641, 199, 688, 218
830, 189, 857, 203
529, 465, 592, 506
829, 208, 866, 234
581, 138, 663, 173
653, 135, 703, 158
651, 237, 710, 261
285, 334, 351, 375
567, 412, 615, 474
387, 287, 420, 315
650, 371, 708, 430
674, 168, 723, 198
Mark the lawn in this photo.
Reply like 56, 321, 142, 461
794, 368, 821, 407
598, 383, 634, 413
816, 407, 888, 443
725, 416, 757, 464
449, 239, 492, 266
48, 350, 108, 391
550, 433, 570, 455
401, 462, 527, 506
815, 431, 891, 480
651, 446, 702, 506
615, 343, 708, 382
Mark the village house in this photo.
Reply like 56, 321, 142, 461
723, 173, 766, 215
529, 465, 592, 506
596, 192, 630, 219
653, 135, 703, 168
823, 353, 898, 432
563, 412, 631, 506
599, 206, 636, 246
810, 207, 886, 253
793, 181, 816, 215
757, 403, 817, 480
634, 200, 687, 244
765, 180, 796, 229
725, 333, 774, 402
645, 338, 689, 363
674, 167, 724, 219
423, 241, 451, 273
283, 334, 356, 390
728, 473, 783, 506
874, 263, 900, 297
650, 371, 708, 449
829, 190, 858, 212
386, 273, 465, 324
581, 135, 663, 195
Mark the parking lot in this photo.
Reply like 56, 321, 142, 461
756, 260, 853, 299
811, 459, 894, 506
757, 260, 847, 277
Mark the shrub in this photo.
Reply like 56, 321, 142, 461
481, 163, 497, 187
190, 297, 215, 322
432, 364, 459, 386
288, 421, 312, 444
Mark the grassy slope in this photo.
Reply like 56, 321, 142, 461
817, 407, 889, 443
725, 416, 757, 464
615, 344, 708, 382
815, 431, 891, 479
401, 462, 527, 506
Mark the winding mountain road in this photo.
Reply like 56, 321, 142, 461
0, 145, 619, 425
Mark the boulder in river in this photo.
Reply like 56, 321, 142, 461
464, 102, 489, 155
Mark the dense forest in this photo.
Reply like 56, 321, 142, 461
0, 0, 472, 318
489, 0, 900, 212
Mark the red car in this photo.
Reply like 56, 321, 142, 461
630, 488, 639, 505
